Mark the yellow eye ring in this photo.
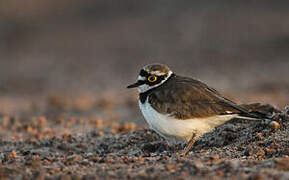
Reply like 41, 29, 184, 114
147, 75, 157, 82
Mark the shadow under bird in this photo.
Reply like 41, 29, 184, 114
127, 63, 273, 155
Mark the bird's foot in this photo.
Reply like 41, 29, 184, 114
181, 134, 198, 156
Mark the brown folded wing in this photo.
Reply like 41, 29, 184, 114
148, 75, 257, 119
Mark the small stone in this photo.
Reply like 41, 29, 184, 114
62, 134, 72, 141
194, 160, 204, 169
256, 148, 265, 158
269, 121, 280, 132
166, 164, 178, 171
98, 131, 104, 136
207, 155, 220, 162
8, 151, 17, 160
86, 152, 93, 157
111, 123, 120, 134
265, 147, 276, 156
216, 170, 224, 177
257, 133, 264, 140
123, 122, 136, 132
67, 155, 78, 162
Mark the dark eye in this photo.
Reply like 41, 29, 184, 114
147, 75, 157, 82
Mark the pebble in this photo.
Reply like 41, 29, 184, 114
269, 121, 280, 132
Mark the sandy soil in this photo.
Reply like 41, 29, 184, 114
1, 1, 289, 179
0, 95, 288, 179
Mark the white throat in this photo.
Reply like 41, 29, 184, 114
137, 71, 173, 93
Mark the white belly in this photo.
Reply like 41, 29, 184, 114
139, 99, 237, 143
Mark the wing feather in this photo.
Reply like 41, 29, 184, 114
148, 75, 261, 119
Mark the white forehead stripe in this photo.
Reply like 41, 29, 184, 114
166, 71, 173, 78
138, 76, 146, 81
150, 71, 167, 76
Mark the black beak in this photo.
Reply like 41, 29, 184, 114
127, 81, 143, 88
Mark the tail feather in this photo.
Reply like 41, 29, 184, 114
239, 103, 280, 119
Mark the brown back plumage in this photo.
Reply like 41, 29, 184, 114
147, 74, 262, 119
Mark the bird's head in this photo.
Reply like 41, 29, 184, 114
127, 63, 173, 93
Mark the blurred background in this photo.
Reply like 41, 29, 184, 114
0, 0, 288, 140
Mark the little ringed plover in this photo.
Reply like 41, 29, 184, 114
127, 63, 270, 155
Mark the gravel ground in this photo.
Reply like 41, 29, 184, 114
0, 101, 288, 179
1, 1, 289, 179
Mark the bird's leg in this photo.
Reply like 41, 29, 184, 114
182, 133, 199, 156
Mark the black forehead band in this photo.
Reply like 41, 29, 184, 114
139, 69, 150, 77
